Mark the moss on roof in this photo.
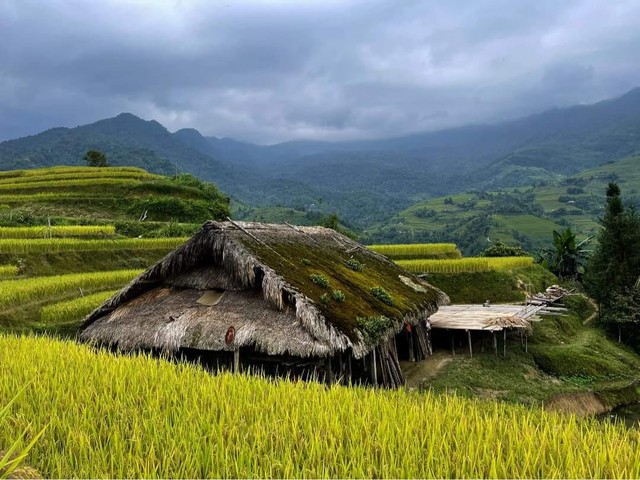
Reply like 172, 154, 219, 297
237, 232, 443, 341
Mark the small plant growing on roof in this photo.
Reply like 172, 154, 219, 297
357, 315, 392, 344
345, 257, 365, 272
320, 293, 331, 304
332, 290, 346, 302
371, 286, 395, 306
309, 273, 330, 288
301, 258, 312, 266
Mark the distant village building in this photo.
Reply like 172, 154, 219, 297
80, 221, 448, 387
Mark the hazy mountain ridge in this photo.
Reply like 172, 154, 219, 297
2, 88, 640, 228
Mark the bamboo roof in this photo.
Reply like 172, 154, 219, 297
79, 221, 449, 358
430, 304, 536, 331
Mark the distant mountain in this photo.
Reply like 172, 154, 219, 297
2, 88, 640, 229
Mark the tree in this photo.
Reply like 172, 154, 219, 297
83, 150, 109, 167
540, 228, 590, 279
584, 183, 640, 344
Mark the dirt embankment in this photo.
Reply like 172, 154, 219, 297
545, 392, 609, 416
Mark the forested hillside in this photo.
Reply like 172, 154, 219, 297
2, 88, 640, 229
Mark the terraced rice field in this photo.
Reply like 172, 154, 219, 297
1, 334, 639, 478
369, 243, 461, 260
0, 237, 186, 254
0, 225, 116, 239
396, 256, 534, 274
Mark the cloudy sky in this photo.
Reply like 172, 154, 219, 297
1, 0, 639, 144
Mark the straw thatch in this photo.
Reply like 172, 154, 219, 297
79, 221, 448, 361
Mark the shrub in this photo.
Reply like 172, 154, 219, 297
309, 274, 330, 288
357, 315, 393, 344
370, 286, 395, 306
345, 257, 365, 271
331, 290, 346, 303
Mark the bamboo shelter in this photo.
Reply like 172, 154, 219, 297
79, 221, 448, 387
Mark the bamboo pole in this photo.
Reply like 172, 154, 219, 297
503, 329, 507, 358
492, 332, 497, 357
372, 349, 378, 386
233, 348, 240, 373
451, 330, 455, 356
467, 330, 473, 358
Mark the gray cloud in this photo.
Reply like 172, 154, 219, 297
1, 0, 639, 143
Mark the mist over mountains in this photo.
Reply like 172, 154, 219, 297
2, 87, 640, 228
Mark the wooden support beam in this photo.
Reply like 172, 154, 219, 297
467, 329, 473, 358
492, 331, 497, 357
503, 329, 507, 358
233, 348, 240, 373
525, 334, 528, 353
408, 330, 416, 362
326, 357, 333, 384
372, 349, 378, 386
451, 330, 455, 356
481, 333, 485, 353
347, 355, 352, 384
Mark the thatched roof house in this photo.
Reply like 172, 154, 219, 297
79, 221, 448, 387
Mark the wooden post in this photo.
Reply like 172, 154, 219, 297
451, 330, 455, 356
503, 329, 507, 358
408, 330, 416, 362
326, 357, 333, 384
233, 348, 240, 373
467, 330, 473, 358
492, 331, 497, 357
372, 349, 378, 386
481, 333, 485, 353
347, 355, 352, 384
525, 334, 528, 353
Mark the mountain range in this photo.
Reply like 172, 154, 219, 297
2, 87, 640, 230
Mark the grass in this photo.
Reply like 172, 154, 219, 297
396, 256, 533, 274
0, 265, 18, 279
368, 243, 461, 260
0, 225, 116, 239
0, 270, 141, 310
424, 265, 557, 304
2, 334, 640, 478
39, 290, 118, 327
0, 237, 186, 254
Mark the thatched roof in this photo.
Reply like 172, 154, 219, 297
80, 221, 448, 358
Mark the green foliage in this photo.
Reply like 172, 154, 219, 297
309, 274, 329, 288
585, 183, 640, 345
370, 286, 394, 306
0, 390, 45, 479
539, 228, 590, 279
301, 258, 312, 266
83, 150, 109, 167
480, 241, 528, 257
345, 257, 364, 271
331, 290, 346, 303
356, 315, 392, 344
319, 293, 331, 304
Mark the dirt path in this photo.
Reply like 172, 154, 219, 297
579, 294, 599, 325
401, 351, 453, 390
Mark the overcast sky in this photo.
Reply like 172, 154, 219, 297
1, 0, 639, 144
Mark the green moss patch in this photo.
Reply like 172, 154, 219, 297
239, 236, 442, 341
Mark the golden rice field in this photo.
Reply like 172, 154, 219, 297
396, 256, 534, 273
0, 237, 186, 254
0, 192, 110, 203
0, 225, 116, 239
0, 334, 638, 478
369, 243, 461, 260
39, 290, 118, 325
0, 265, 18, 278
0, 178, 144, 191
0, 170, 157, 186
0, 270, 141, 309
0, 166, 148, 179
